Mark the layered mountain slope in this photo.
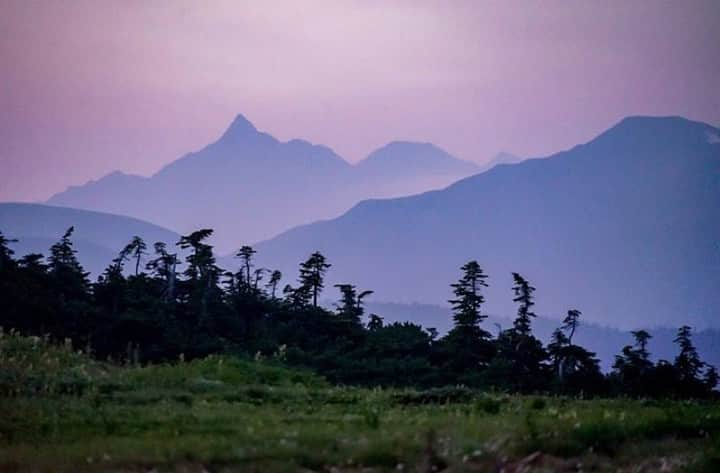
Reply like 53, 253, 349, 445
0, 203, 180, 276
255, 117, 720, 329
48, 114, 478, 250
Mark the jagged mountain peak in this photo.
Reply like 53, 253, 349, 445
221, 113, 259, 138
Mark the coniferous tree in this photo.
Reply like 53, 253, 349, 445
562, 309, 581, 345
0, 231, 18, 271
283, 283, 309, 309
611, 330, 654, 396
547, 310, 603, 393
511, 272, 536, 335
334, 284, 373, 325
1, 225, 718, 397
266, 270, 282, 299
129, 236, 147, 276
146, 242, 178, 301
449, 261, 488, 333
298, 251, 331, 307
49, 227, 87, 280
252, 268, 266, 291
236, 245, 257, 291
47, 227, 91, 341
547, 328, 569, 377
438, 261, 494, 385
178, 229, 217, 282
489, 273, 547, 392
632, 329, 652, 363
674, 325, 703, 383
176, 229, 223, 353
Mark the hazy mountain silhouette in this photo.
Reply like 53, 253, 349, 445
478, 151, 524, 172
47, 114, 478, 251
354, 141, 478, 197
0, 203, 180, 276
255, 116, 720, 329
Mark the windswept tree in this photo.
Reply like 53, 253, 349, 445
236, 245, 257, 291
511, 272, 536, 336
106, 243, 132, 279
553, 309, 583, 377
266, 270, 282, 299
488, 272, 547, 392
547, 310, 602, 391
252, 268, 266, 291
562, 309, 581, 345
146, 242, 178, 301
632, 329, 652, 363
177, 229, 222, 334
298, 251, 331, 307
178, 229, 216, 282
129, 236, 147, 276
283, 283, 310, 309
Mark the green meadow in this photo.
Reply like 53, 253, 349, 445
2, 331, 719, 473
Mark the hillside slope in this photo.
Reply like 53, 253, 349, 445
0, 203, 181, 276
256, 116, 720, 329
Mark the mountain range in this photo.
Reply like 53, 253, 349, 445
5, 115, 719, 330
255, 116, 720, 329
47, 114, 479, 251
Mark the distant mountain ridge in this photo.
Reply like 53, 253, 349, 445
0, 203, 181, 276
47, 114, 479, 251
254, 116, 720, 329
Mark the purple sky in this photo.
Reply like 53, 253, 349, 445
2, 0, 719, 202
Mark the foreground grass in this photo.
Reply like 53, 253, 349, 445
1, 331, 719, 472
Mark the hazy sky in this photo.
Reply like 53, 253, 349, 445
2, 0, 719, 202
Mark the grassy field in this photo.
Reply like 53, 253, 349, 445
1, 330, 719, 472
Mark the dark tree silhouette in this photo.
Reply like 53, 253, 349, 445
334, 284, 373, 325
704, 365, 719, 391
438, 261, 494, 385
367, 314, 384, 331
448, 261, 488, 332
298, 251, 331, 307
548, 328, 569, 377
0, 226, 716, 398
146, 242, 178, 301
632, 329, 652, 362
562, 309, 581, 345
511, 272, 536, 336
674, 325, 703, 382
236, 245, 257, 291
0, 231, 18, 271
266, 270, 282, 299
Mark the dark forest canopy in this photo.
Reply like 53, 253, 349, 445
0, 228, 717, 398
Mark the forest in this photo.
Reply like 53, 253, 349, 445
1, 226, 716, 400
